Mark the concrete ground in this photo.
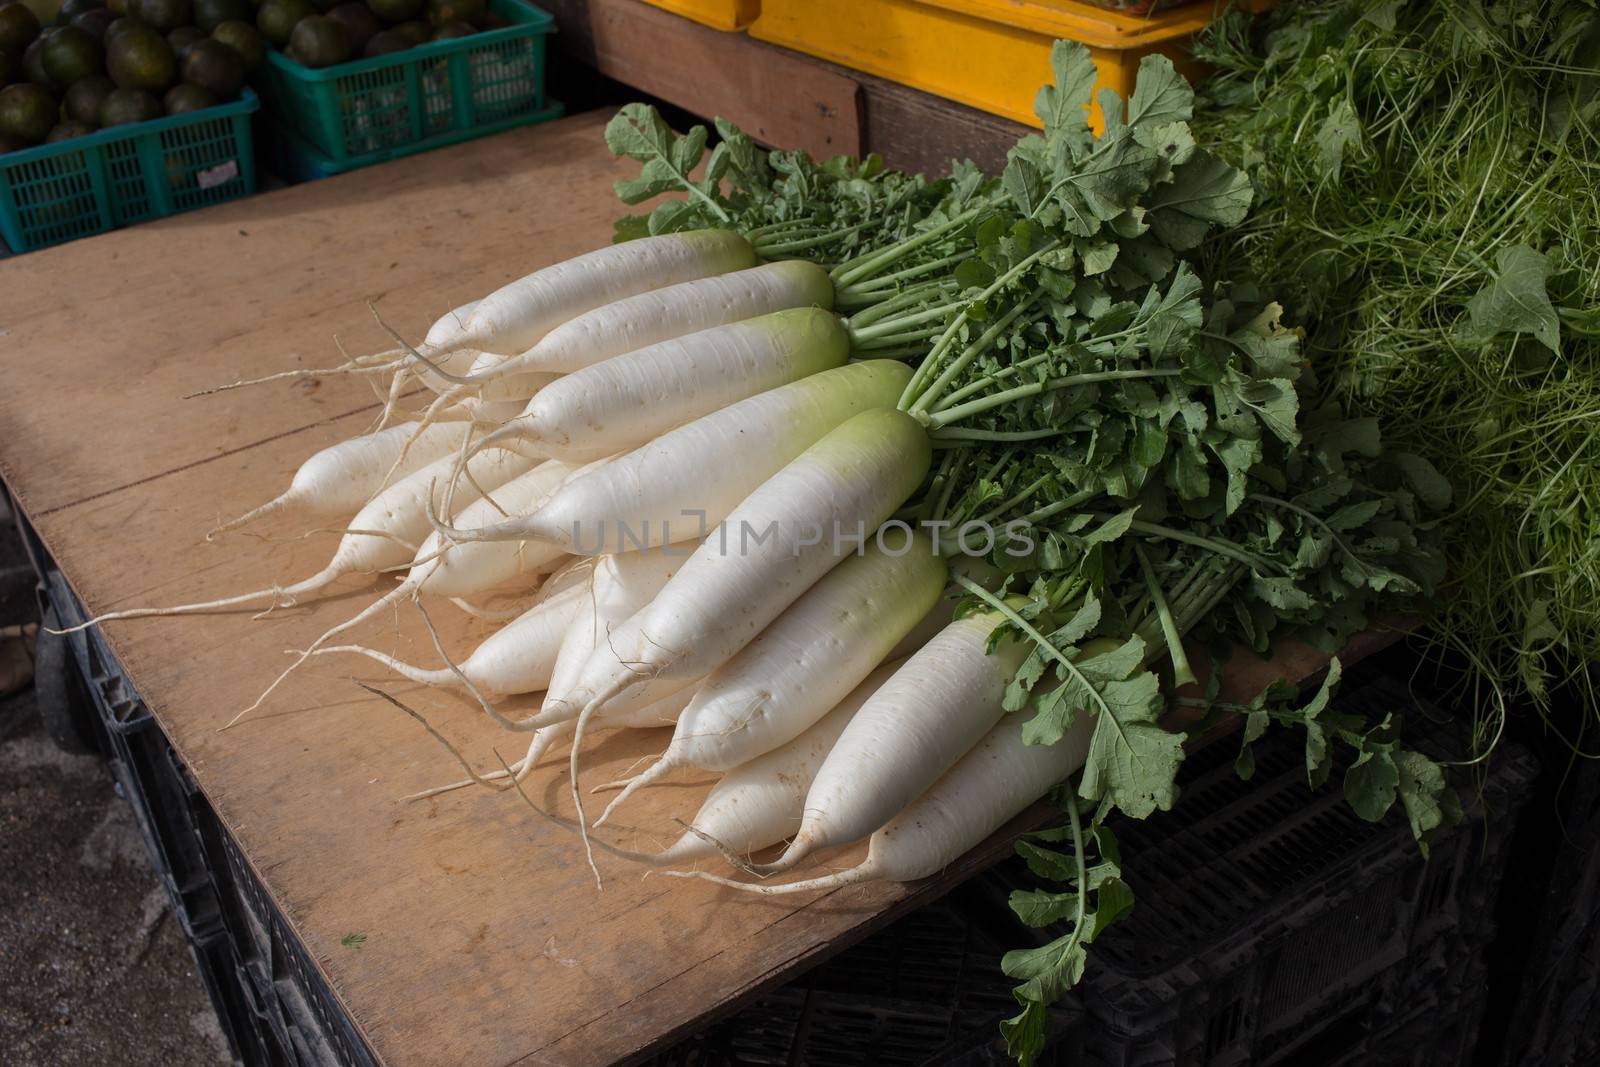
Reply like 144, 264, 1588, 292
0, 508, 231, 1067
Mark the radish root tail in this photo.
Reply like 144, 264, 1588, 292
310, 644, 453, 688
405, 723, 568, 801
359, 682, 513, 794
658, 866, 868, 896
51, 564, 344, 635
594, 757, 674, 828
183, 358, 404, 399
369, 303, 474, 386
567, 675, 636, 891
207, 493, 293, 540
498, 753, 698, 872
415, 600, 543, 733
224, 583, 405, 729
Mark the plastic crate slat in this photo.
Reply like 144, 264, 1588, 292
265, 99, 565, 181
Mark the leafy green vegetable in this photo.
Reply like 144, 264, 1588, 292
1465, 244, 1561, 354
1195, 0, 1600, 758
603, 103, 967, 280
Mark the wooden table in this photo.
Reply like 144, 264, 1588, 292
0, 112, 1381, 1066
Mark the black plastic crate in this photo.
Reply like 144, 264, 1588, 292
645, 890, 1038, 1067
651, 671, 1535, 1066
17, 502, 377, 1067
976, 672, 1537, 1067
1482, 666, 1600, 1067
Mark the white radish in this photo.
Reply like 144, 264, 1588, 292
539, 544, 702, 720
405, 230, 757, 360
445, 260, 835, 382
750, 609, 1031, 876
59, 446, 541, 633
563, 408, 932, 719
209, 420, 471, 538
561, 408, 932, 877
232, 460, 582, 724
461, 350, 560, 405
596, 536, 946, 825
409, 301, 488, 392
313, 576, 587, 696
442, 360, 913, 554
574, 663, 901, 867
453, 308, 851, 468
670, 704, 1099, 895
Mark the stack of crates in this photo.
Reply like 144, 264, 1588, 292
747, 0, 1270, 133
651, 668, 1536, 1065
1012, 669, 1534, 1065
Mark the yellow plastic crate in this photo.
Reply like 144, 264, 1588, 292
750, 0, 1261, 131
642, 0, 760, 31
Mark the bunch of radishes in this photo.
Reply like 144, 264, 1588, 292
73, 46, 1442, 912
79, 226, 1104, 890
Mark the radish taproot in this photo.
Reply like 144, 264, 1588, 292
666, 701, 1098, 895
560, 408, 932, 877
551, 662, 900, 867
595, 534, 946, 825
313, 575, 587, 696
747, 608, 1032, 876
401, 230, 757, 361
208, 420, 472, 539
437, 260, 835, 383
537, 544, 703, 723
408, 683, 701, 802
232, 459, 584, 724
58, 446, 541, 633
440, 360, 912, 554
562, 408, 932, 720
448, 308, 851, 468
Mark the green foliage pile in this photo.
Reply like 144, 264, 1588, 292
1195, 0, 1600, 754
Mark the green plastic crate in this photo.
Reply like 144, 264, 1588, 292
0, 89, 259, 254
262, 99, 565, 182
256, 0, 555, 163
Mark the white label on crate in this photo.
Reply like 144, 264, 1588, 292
197, 159, 240, 191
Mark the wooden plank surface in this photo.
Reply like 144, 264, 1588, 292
541, 0, 1029, 174
552, 0, 864, 160
0, 111, 1390, 1067
0, 114, 634, 518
